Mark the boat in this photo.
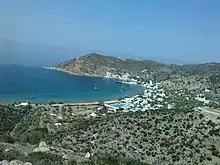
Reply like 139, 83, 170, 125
116, 81, 122, 84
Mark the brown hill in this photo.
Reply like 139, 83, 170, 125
55, 53, 165, 77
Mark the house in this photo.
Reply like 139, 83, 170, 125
15, 102, 29, 107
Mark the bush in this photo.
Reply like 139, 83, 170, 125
207, 120, 216, 127
0, 105, 29, 133
171, 154, 180, 162
24, 152, 63, 165
206, 156, 212, 161
0, 134, 16, 143
0, 145, 25, 161
20, 128, 49, 145
93, 153, 149, 165
209, 145, 219, 157
199, 114, 204, 119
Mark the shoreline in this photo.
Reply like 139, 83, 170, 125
41, 100, 121, 106
43, 66, 106, 79
41, 66, 145, 105
0, 67, 144, 105
44, 66, 143, 85
0, 99, 121, 106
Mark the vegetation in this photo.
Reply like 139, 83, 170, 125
1, 54, 220, 164
56, 53, 165, 77
0, 105, 31, 133
1, 102, 219, 165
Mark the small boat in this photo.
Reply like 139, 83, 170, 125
94, 87, 98, 90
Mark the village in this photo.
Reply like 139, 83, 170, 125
102, 70, 219, 114
2, 70, 220, 165
13, 69, 220, 119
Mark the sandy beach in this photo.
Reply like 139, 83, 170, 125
41, 100, 121, 106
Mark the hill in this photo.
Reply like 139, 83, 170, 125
53, 53, 165, 77
50, 53, 220, 87
1, 54, 220, 164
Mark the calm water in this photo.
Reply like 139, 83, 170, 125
0, 65, 143, 103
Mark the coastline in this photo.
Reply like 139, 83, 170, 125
0, 67, 143, 105
43, 66, 143, 86
35, 100, 121, 106
42, 66, 145, 104
43, 66, 105, 79
0, 99, 121, 106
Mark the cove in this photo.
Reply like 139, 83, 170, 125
0, 65, 144, 103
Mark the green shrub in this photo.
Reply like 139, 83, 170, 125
0, 134, 15, 143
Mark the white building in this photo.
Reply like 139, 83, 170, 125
90, 113, 97, 117
15, 102, 29, 107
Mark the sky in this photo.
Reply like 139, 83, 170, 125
0, 0, 220, 66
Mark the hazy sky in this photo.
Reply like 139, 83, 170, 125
0, 0, 220, 65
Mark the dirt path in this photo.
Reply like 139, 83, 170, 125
197, 107, 220, 116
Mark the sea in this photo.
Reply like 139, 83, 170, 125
0, 65, 144, 103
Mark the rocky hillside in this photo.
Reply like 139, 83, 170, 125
52, 53, 220, 90
54, 53, 165, 77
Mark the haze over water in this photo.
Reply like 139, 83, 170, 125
0, 65, 143, 103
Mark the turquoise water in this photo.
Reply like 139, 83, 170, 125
0, 65, 143, 103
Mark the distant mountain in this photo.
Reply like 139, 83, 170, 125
143, 56, 193, 65
54, 53, 166, 77
177, 62, 220, 74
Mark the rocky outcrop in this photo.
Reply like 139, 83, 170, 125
0, 160, 9, 165
33, 141, 49, 152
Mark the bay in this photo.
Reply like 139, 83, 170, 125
0, 65, 143, 103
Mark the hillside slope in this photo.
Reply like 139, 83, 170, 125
54, 53, 165, 77
51, 53, 220, 89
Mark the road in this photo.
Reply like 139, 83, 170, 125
197, 107, 220, 116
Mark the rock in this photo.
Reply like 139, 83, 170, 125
168, 103, 175, 109
9, 160, 23, 165
33, 147, 49, 152
85, 152, 90, 158
89, 113, 97, 117
39, 141, 47, 148
23, 163, 32, 165
62, 154, 70, 160
33, 141, 49, 152
0, 160, 9, 165
33, 148, 39, 152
